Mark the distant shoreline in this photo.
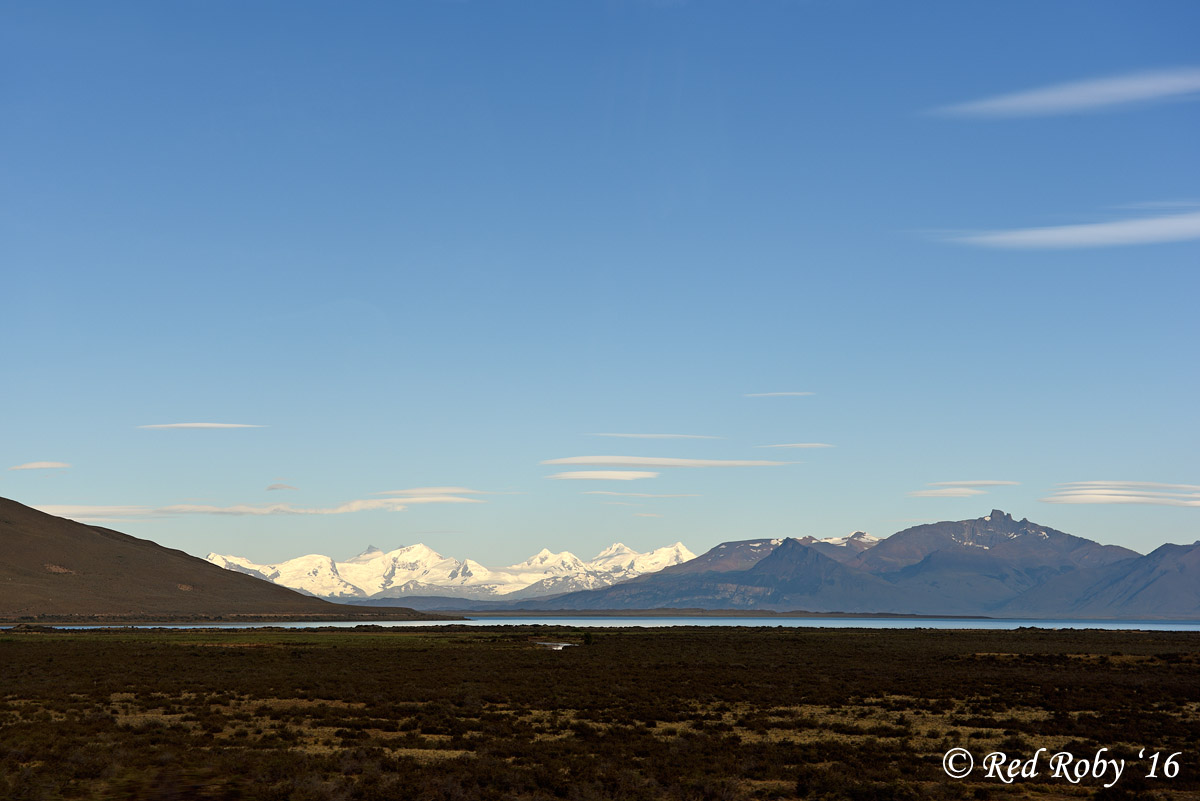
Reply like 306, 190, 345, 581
0, 611, 464, 625
455, 608, 994, 619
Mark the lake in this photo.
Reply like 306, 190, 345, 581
28, 616, 1200, 631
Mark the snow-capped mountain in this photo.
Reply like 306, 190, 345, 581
589, 542, 697, 577
205, 541, 697, 601
796, 531, 881, 564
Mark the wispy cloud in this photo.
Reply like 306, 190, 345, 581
33, 493, 484, 523
634, 512, 663, 518
909, 479, 1017, 498
266, 484, 296, 491
588, 433, 720, 440
547, 471, 660, 481
1041, 481, 1200, 507
908, 487, 988, 498
35, 505, 155, 521
758, 443, 834, 449
745, 392, 814, 397
376, 486, 491, 496
386, 496, 485, 505
157, 499, 419, 515
9, 461, 71, 470
138, 423, 265, 429
582, 491, 701, 498
936, 67, 1200, 117
543, 456, 788, 468
948, 209, 1200, 249
371, 486, 495, 503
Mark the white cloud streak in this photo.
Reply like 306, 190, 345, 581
266, 484, 297, 491
745, 392, 814, 397
908, 488, 987, 498
34, 493, 483, 523
950, 210, 1200, 250
389, 496, 485, 505
758, 443, 834, 449
138, 423, 265, 429
158, 499, 413, 515
543, 456, 788, 468
35, 505, 155, 521
376, 486, 491, 496
929, 480, 1020, 487
1041, 481, 1200, 507
587, 433, 721, 440
1064, 481, 1200, 491
9, 461, 71, 470
547, 471, 660, 481
634, 513, 663, 518
936, 67, 1200, 117
582, 491, 701, 498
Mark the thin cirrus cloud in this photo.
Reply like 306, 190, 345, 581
909, 479, 1018, 498
138, 423, 265, 429
935, 67, 1200, 117
156, 499, 416, 515
587, 433, 721, 440
35, 505, 156, 522
543, 456, 788, 468
548, 471, 660, 481
376, 486, 492, 497
745, 392, 814, 397
35, 500, 411, 520
1041, 481, 1200, 507
634, 513, 663, 518
948, 209, 1200, 250
34, 493, 485, 523
758, 443, 834, 449
907, 487, 987, 498
266, 484, 297, 491
582, 491, 701, 498
9, 461, 71, 470
372, 487, 496, 503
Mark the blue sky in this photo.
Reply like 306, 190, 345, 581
3, 1, 1198, 564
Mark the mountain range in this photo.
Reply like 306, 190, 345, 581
7, 497, 1196, 620
501, 510, 1198, 619
0, 497, 441, 622
207, 541, 698, 601
227, 510, 1194, 620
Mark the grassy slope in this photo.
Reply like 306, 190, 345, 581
0, 497, 444, 621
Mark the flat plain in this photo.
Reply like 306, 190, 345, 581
1, 626, 1197, 800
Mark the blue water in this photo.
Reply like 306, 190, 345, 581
24, 616, 1200, 631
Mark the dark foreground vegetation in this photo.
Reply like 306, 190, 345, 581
1, 626, 1197, 800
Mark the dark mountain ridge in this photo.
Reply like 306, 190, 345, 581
0, 497, 444, 621
853, 510, 1137, 573
488, 511, 1195, 619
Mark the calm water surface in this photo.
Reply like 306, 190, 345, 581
34, 617, 1200, 631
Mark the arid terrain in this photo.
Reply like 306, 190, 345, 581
2, 626, 1197, 800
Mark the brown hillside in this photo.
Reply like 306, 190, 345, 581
0, 498, 445, 622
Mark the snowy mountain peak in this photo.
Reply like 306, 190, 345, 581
385, 543, 448, 564
594, 542, 636, 559
821, 531, 879, 547
345, 545, 386, 563
510, 549, 585, 572
207, 540, 695, 601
